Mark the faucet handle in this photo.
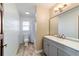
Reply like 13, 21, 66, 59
62, 34, 65, 39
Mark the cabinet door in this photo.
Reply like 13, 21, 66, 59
44, 44, 49, 55
49, 44, 57, 56
58, 49, 70, 56
43, 39, 49, 55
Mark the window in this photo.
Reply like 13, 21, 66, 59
23, 21, 30, 31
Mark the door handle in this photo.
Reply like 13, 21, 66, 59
3, 44, 7, 47
0, 44, 7, 47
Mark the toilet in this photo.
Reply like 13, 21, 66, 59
24, 33, 29, 46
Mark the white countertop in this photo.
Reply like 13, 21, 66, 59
44, 36, 79, 51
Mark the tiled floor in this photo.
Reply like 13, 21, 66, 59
16, 43, 42, 56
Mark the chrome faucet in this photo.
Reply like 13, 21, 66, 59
61, 34, 65, 39
57, 33, 65, 39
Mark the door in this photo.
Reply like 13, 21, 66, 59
0, 3, 4, 56
3, 3, 20, 56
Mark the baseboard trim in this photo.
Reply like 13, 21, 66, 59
35, 49, 43, 54
16, 43, 24, 55
16, 45, 20, 55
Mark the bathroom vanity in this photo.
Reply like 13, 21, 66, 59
43, 36, 79, 56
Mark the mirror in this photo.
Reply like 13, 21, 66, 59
49, 17, 58, 36
49, 4, 79, 39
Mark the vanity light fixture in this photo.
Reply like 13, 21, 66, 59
54, 7, 59, 12
54, 4, 68, 13
58, 7, 63, 12
63, 4, 67, 7
25, 12, 30, 15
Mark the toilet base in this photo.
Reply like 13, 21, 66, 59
24, 42, 29, 47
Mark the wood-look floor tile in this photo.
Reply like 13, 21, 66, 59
16, 43, 41, 56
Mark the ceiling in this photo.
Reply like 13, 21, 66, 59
16, 3, 36, 17
16, 3, 56, 17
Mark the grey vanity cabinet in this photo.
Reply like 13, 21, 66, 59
43, 38, 79, 56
